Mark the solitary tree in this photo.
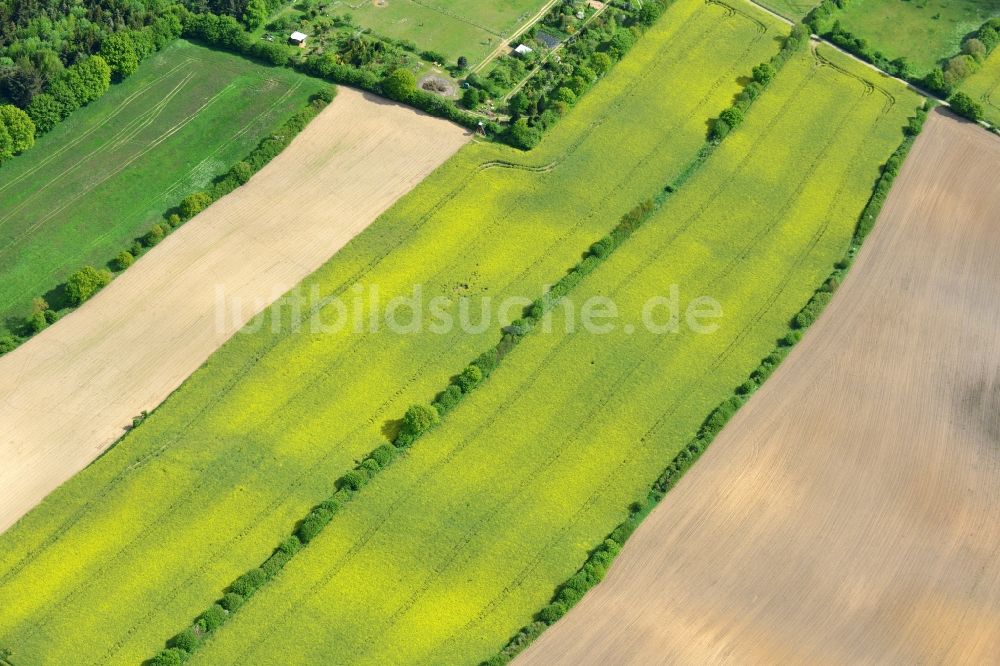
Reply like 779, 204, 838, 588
457, 55, 469, 70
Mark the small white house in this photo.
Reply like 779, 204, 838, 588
289, 31, 307, 47
513, 43, 533, 56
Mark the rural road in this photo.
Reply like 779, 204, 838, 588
0, 88, 469, 534
518, 109, 1000, 664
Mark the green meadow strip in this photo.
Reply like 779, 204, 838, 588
145, 26, 810, 666
483, 100, 931, 666
0, 88, 334, 358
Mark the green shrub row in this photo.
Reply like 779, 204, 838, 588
710, 23, 810, 142
483, 100, 931, 666
145, 32, 807, 661
0, 90, 334, 359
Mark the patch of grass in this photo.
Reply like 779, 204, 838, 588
0, 1, 784, 662
323, 0, 553, 64
0, 39, 323, 336
813, 0, 1000, 76
185, 43, 919, 665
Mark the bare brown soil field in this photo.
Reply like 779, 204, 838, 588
519, 109, 1000, 664
0, 88, 468, 534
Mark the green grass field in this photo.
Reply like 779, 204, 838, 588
0, 1, 787, 662
814, 0, 1000, 76
185, 42, 919, 664
756, 0, 820, 20
324, 0, 551, 64
0, 40, 323, 334
960, 45, 1000, 124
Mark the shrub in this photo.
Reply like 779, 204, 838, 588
506, 118, 541, 150
455, 364, 483, 393
297, 507, 333, 543
169, 627, 200, 653
338, 469, 367, 491
220, 592, 244, 611
370, 443, 395, 467
397, 403, 440, 444
150, 648, 185, 666
180, 191, 213, 219
461, 87, 480, 109
230, 160, 253, 184
198, 604, 227, 632
382, 68, 417, 101
719, 106, 744, 128
949, 91, 984, 122
144, 224, 166, 247
538, 602, 567, 624
279, 535, 302, 555
65, 266, 113, 306
230, 567, 268, 597
433, 383, 464, 414
115, 251, 135, 270
752, 62, 775, 85
261, 549, 292, 577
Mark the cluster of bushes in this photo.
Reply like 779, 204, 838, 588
710, 25, 809, 141
0, 91, 333, 358
484, 101, 931, 666
923, 18, 1000, 102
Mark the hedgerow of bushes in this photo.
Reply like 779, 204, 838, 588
0, 89, 334, 359
483, 101, 931, 666
146, 28, 813, 662
709, 23, 810, 142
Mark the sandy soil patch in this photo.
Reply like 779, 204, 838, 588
518, 110, 1000, 664
0, 87, 468, 534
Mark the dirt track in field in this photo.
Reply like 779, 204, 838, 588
0, 88, 468, 534
518, 110, 1000, 664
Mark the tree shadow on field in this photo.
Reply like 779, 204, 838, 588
381, 417, 403, 442
42, 282, 72, 312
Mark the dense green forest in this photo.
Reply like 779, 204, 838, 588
0, 0, 271, 107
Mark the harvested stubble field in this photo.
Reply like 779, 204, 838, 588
0, 40, 323, 332
0, 86, 469, 659
960, 46, 1000, 125
519, 110, 1000, 664
0, 1, 783, 662
190, 37, 920, 666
